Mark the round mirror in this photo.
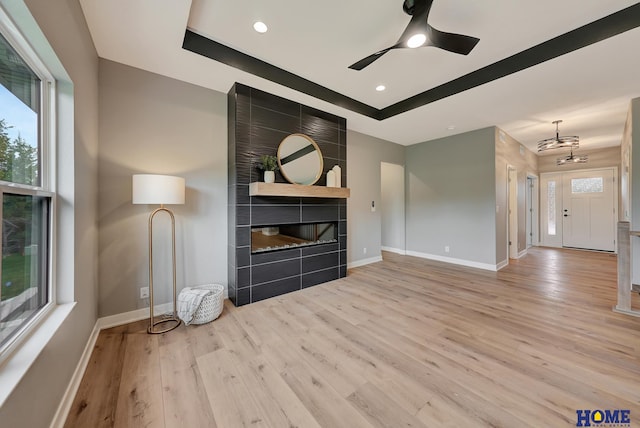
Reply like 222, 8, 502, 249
277, 134, 324, 185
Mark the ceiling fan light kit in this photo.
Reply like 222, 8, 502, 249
253, 21, 268, 33
348, 0, 480, 70
407, 33, 427, 48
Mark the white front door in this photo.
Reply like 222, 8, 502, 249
561, 169, 615, 251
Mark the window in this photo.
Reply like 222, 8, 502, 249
0, 27, 54, 354
571, 177, 604, 194
547, 181, 556, 235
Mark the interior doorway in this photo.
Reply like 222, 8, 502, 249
380, 162, 405, 254
508, 166, 518, 259
526, 174, 539, 248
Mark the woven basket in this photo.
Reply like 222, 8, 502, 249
191, 284, 224, 325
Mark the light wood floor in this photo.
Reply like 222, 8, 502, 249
65, 248, 640, 427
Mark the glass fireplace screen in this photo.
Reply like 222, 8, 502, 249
251, 222, 337, 253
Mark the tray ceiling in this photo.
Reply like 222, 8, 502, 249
79, 0, 640, 151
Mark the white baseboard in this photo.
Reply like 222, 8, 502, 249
613, 306, 640, 318
405, 250, 499, 272
381, 246, 406, 255
97, 302, 173, 330
348, 256, 383, 269
496, 259, 509, 271
516, 249, 528, 259
49, 320, 100, 428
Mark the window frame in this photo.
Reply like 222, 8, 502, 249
0, 13, 56, 363
540, 172, 563, 248
570, 177, 604, 194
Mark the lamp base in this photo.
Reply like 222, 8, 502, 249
148, 315, 181, 334
146, 206, 182, 335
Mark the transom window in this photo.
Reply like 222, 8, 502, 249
571, 177, 604, 194
0, 27, 54, 354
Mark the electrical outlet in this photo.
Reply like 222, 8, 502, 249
140, 286, 149, 299
363, 247, 367, 255
444, 246, 450, 253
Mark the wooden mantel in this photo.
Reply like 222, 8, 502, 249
249, 182, 350, 198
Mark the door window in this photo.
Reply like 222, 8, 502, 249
571, 177, 603, 194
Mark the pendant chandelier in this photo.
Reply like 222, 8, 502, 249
537, 120, 579, 152
557, 146, 588, 166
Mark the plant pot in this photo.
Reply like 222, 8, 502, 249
264, 170, 275, 183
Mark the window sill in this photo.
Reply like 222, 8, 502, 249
0, 302, 75, 407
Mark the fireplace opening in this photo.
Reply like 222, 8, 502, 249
251, 222, 337, 253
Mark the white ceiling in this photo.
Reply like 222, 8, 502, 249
79, 0, 640, 152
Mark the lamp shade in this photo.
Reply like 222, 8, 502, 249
132, 174, 185, 205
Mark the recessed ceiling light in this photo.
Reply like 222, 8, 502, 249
447, 125, 456, 130
253, 21, 268, 33
376, 85, 386, 92
407, 33, 426, 48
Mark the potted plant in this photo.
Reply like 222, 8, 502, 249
256, 154, 278, 183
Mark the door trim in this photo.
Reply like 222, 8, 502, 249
508, 166, 518, 259
526, 173, 539, 247
540, 167, 618, 253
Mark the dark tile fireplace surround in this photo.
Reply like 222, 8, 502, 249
228, 83, 347, 306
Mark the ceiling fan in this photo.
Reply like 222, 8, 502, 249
348, 0, 480, 71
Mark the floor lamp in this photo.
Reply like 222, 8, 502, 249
132, 174, 185, 334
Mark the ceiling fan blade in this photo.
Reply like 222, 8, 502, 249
348, 46, 396, 70
427, 25, 479, 55
349, 0, 431, 71
347, 0, 478, 70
